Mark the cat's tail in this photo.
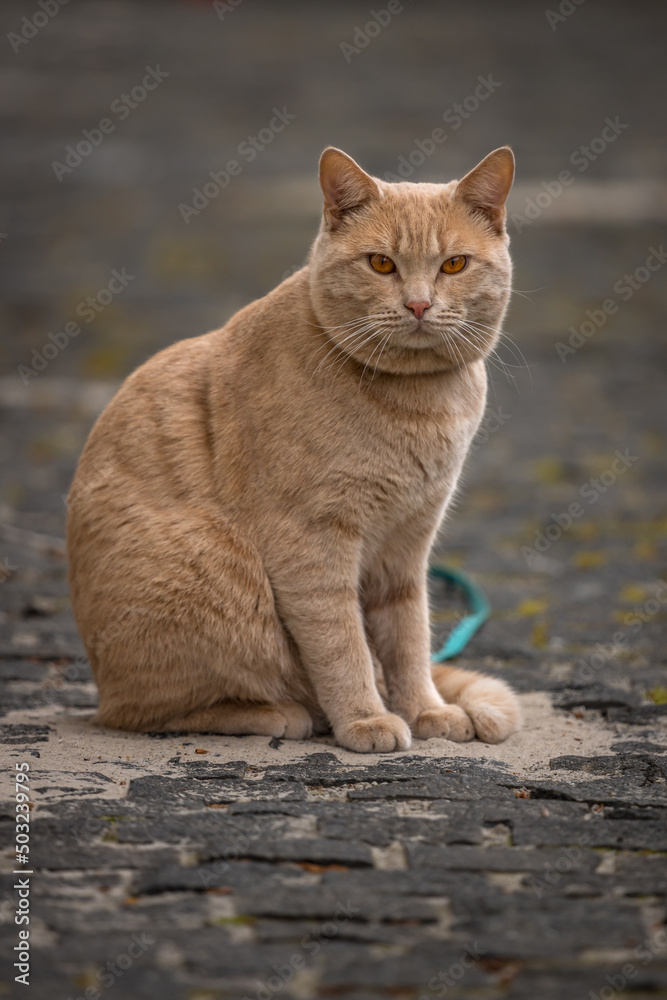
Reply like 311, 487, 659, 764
431, 664, 522, 743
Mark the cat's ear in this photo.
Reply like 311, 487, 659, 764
319, 147, 381, 230
456, 147, 514, 233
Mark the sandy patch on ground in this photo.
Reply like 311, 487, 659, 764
1, 691, 624, 806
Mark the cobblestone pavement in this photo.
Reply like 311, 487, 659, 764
1, 1, 667, 998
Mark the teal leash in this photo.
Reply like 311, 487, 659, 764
429, 565, 491, 662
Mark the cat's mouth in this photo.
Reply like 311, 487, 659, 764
396, 319, 492, 363
402, 318, 444, 348
408, 320, 433, 336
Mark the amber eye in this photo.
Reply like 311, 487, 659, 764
369, 254, 396, 274
441, 255, 467, 274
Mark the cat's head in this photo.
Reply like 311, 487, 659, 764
309, 146, 514, 376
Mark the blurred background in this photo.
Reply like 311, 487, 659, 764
0, 0, 665, 652
2, 0, 665, 379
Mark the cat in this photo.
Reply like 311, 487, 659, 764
66, 144, 522, 753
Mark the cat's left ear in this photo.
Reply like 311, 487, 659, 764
319, 147, 381, 230
456, 147, 515, 234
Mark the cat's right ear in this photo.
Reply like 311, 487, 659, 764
319, 147, 380, 230
456, 146, 515, 234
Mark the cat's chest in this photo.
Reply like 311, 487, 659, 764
334, 406, 478, 524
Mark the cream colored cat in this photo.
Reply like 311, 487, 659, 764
67, 145, 522, 752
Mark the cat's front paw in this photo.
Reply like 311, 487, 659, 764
412, 705, 475, 742
336, 713, 411, 753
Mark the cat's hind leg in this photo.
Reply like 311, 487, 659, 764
128, 700, 314, 739
69, 495, 318, 736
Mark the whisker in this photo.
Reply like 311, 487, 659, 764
459, 320, 533, 391
460, 324, 529, 369
306, 313, 388, 334
361, 328, 393, 385
322, 327, 386, 385
452, 324, 520, 388
495, 284, 546, 302
440, 329, 466, 372
372, 330, 394, 381
311, 322, 382, 375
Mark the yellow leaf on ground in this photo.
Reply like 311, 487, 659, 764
515, 599, 549, 617
534, 458, 566, 484
573, 551, 606, 569
618, 584, 648, 604
532, 621, 549, 648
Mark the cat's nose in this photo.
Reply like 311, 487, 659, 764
405, 300, 431, 320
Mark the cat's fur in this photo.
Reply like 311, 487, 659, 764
67, 145, 522, 752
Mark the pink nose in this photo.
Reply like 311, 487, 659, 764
405, 300, 431, 320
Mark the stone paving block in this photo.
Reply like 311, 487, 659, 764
114, 811, 274, 846
31, 895, 212, 936
452, 895, 647, 958
408, 843, 600, 874
35, 843, 179, 872
0, 722, 51, 743
251, 916, 429, 947
172, 759, 249, 779
0, 660, 50, 681
511, 814, 667, 851
316, 797, 498, 845
347, 774, 517, 802
508, 967, 667, 1000
320, 866, 490, 898
0, 963, 83, 1000
202, 835, 373, 868
132, 858, 306, 897
235, 886, 440, 924
128, 773, 307, 805
508, 776, 667, 809
529, 868, 667, 898
615, 852, 667, 885
549, 754, 667, 781
318, 939, 495, 991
